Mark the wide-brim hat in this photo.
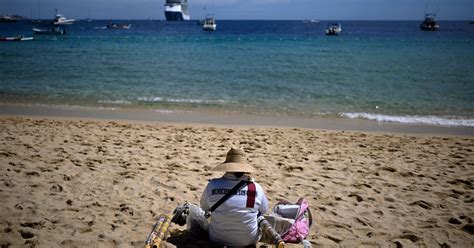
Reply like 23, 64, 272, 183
212, 148, 255, 173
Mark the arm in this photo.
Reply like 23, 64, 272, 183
258, 184, 269, 214
200, 183, 210, 212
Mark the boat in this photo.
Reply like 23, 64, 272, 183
0, 36, 34, 41
51, 9, 75, 25
202, 15, 216, 31
419, 0, 439, 31
419, 13, 439, 31
106, 23, 131, 29
470, 21, 474, 24
164, 0, 190, 21
325, 23, 341, 35
33, 27, 66, 35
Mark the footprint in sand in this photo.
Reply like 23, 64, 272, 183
20, 229, 35, 239
462, 224, 474, 234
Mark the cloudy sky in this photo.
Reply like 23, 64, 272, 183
2, 0, 473, 20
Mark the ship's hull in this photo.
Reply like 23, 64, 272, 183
164, 5, 189, 21
165, 11, 190, 21
419, 23, 439, 31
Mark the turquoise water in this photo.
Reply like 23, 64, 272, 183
1, 20, 473, 126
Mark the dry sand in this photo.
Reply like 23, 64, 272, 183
0, 116, 473, 247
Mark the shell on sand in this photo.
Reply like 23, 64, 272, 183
0, 116, 473, 247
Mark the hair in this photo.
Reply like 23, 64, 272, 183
233, 172, 245, 178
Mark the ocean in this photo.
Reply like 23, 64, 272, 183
0, 20, 473, 128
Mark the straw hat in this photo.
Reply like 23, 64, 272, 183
213, 148, 255, 173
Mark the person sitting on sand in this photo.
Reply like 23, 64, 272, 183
200, 147, 269, 247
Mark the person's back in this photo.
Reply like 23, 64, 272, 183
200, 148, 269, 247
201, 172, 268, 246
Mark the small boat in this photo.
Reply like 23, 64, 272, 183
33, 27, 66, 35
51, 9, 75, 25
469, 21, 474, 24
107, 23, 131, 29
419, 13, 439, 31
325, 23, 341, 35
202, 15, 216, 31
0, 36, 34, 41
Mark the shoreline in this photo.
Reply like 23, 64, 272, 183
0, 103, 473, 136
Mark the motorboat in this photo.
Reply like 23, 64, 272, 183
0, 36, 34, 41
419, 13, 439, 31
51, 9, 75, 25
107, 23, 131, 29
202, 15, 216, 31
33, 27, 66, 35
325, 23, 341, 35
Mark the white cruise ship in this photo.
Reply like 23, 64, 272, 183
164, 0, 190, 21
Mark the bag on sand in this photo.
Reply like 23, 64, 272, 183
266, 198, 312, 243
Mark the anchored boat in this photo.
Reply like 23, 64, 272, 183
202, 15, 216, 31
51, 9, 75, 25
33, 27, 66, 35
325, 23, 341, 35
419, 13, 439, 31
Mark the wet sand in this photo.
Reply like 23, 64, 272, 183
0, 115, 473, 247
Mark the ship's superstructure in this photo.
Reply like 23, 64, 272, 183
164, 0, 190, 21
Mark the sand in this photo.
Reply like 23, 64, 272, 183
0, 115, 473, 247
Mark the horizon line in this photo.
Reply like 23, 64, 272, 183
12, 18, 474, 22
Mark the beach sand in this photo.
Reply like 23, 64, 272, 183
0, 116, 473, 247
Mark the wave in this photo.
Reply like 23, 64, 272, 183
137, 97, 232, 104
341, 112, 474, 127
98, 100, 132, 105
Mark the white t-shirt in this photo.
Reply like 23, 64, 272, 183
200, 173, 269, 246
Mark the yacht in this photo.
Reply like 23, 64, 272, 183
164, 0, 190, 21
419, 13, 439, 31
51, 9, 75, 25
202, 15, 216, 31
325, 23, 341, 35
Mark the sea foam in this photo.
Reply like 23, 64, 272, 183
137, 97, 230, 104
341, 112, 474, 127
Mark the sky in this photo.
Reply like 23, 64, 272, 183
1, 0, 473, 20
